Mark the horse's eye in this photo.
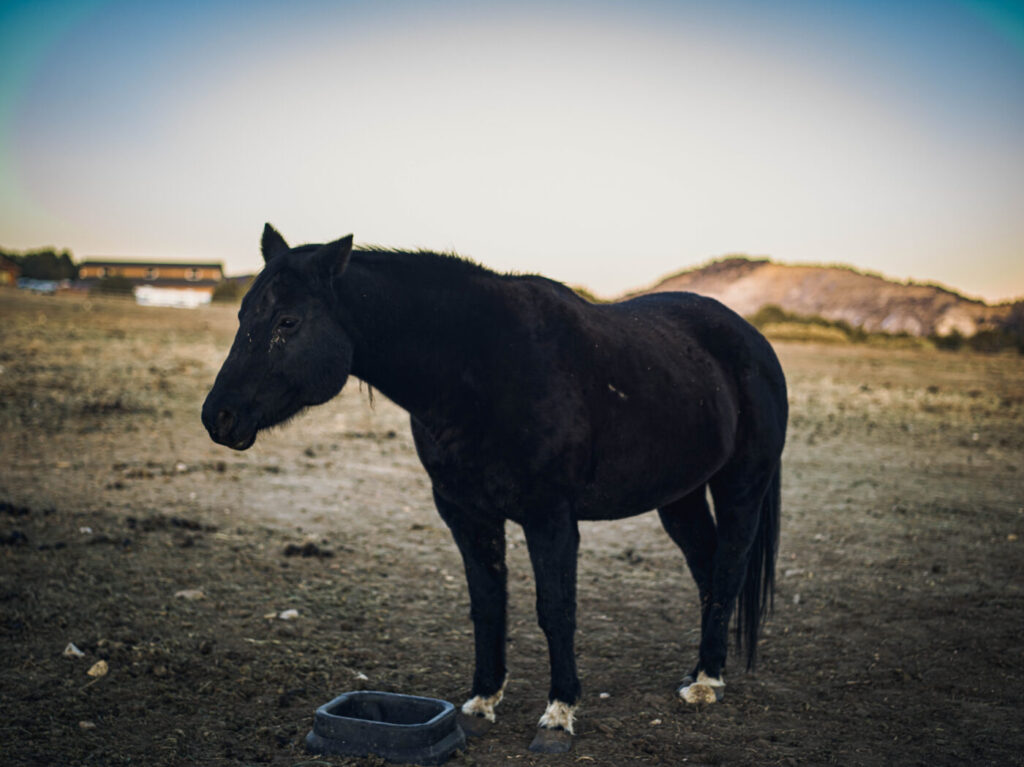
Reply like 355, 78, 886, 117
277, 316, 300, 331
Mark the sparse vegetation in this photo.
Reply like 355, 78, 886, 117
750, 304, 1022, 353
928, 327, 1024, 355
756, 321, 851, 344
747, 304, 870, 344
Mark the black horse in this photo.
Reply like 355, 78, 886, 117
202, 226, 787, 753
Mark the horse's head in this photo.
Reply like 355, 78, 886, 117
202, 224, 355, 450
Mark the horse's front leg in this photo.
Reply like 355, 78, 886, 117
523, 507, 581, 754
433, 491, 508, 736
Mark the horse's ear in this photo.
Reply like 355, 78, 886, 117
261, 223, 290, 263
315, 234, 354, 284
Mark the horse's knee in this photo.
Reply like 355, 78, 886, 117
535, 605, 575, 637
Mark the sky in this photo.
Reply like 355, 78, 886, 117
1, 0, 1023, 302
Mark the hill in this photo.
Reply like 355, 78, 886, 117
626, 257, 1020, 338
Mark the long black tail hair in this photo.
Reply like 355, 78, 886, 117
735, 464, 781, 669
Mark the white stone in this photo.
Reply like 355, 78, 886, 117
63, 642, 86, 658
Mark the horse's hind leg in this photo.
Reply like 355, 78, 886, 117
433, 491, 508, 735
680, 463, 779, 704
658, 487, 720, 693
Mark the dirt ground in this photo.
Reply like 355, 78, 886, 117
1, 289, 1022, 767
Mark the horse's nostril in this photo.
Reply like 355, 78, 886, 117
216, 409, 236, 434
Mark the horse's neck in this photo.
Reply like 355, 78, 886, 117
338, 255, 498, 419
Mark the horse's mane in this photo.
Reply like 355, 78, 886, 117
353, 246, 492, 278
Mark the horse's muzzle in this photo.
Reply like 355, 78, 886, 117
201, 397, 257, 450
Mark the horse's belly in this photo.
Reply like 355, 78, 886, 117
573, 399, 737, 519
573, 451, 721, 520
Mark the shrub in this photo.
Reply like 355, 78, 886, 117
930, 330, 964, 351
3, 248, 77, 280
759, 322, 850, 344
967, 330, 1018, 354
211, 280, 249, 302
747, 304, 791, 328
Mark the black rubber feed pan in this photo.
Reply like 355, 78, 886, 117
305, 691, 466, 765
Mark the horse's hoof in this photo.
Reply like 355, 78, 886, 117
529, 727, 574, 754
456, 711, 494, 738
677, 673, 725, 704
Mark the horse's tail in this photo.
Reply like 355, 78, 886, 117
735, 463, 781, 670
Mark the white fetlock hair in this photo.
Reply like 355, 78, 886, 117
680, 671, 725, 705
538, 700, 577, 734
461, 677, 508, 723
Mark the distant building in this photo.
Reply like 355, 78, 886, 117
0, 254, 20, 287
77, 260, 224, 307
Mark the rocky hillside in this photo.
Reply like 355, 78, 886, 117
627, 257, 1019, 337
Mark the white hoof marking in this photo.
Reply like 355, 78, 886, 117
680, 671, 725, 705
461, 677, 508, 723
538, 700, 577, 734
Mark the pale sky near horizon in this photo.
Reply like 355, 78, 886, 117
1, 0, 1023, 302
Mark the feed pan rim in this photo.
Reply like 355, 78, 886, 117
316, 690, 455, 729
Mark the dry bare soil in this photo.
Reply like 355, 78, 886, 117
1, 290, 1022, 767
